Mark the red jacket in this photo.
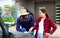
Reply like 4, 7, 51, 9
34, 17, 57, 38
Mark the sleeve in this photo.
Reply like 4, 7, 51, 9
49, 18, 57, 35
34, 23, 37, 30
30, 15, 34, 27
16, 18, 21, 31
33, 18, 40, 30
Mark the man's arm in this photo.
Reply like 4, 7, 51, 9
16, 18, 21, 31
29, 15, 34, 32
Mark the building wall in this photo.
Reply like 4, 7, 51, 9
35, 2, 56, 22
25, 1, 35, 19
56, 0, 60, 5
15, 0, 60, 24
15, 0, 25, 18
25, 1, 56, 22
16, 0, 60, 22
55, 0, 60, 24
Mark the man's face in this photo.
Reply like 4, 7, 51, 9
21, 15, 26, 19
5, 8, 10, 14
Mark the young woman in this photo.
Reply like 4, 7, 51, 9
34, 9, 57, 38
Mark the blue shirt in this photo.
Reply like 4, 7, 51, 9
1, 13, 12, 18
16, 14, 34, 31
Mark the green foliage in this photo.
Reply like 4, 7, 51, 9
3, 5, 17, 23
4, 5, 10, 9
2, 17, 15, 22
10, 6, 17, 22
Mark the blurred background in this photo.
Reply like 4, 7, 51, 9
0, 0, 60, 38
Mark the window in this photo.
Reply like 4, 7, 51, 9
56, 5, 60, 24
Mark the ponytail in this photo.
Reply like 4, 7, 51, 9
46, 13, 49, 17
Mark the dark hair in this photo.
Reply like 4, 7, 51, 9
40, 9, 49, 17
29, 12, 33, 16
26, 9, 33, 16
26, 9, 29, 12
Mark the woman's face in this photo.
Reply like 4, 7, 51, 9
39, 10, 45, 17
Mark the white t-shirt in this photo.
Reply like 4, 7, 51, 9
38, 20, 44, 34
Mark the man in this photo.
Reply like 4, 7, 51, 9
1, 8, 13, 31
16, 9, 34, 32
1, 8, 12, 18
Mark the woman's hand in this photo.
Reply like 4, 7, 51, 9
44, 33, 51, 38
34, 30, 36, 36
45, 33, 50, 36
29, 27, 33, 32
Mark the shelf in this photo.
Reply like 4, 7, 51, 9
56, 13, 60, 14
56, 19, 60, 20
56, 7, 60, 8
56, 6, 60, 24
56, 10, 60, 11
56, 16, 60, 17
56, 21, 60, 23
